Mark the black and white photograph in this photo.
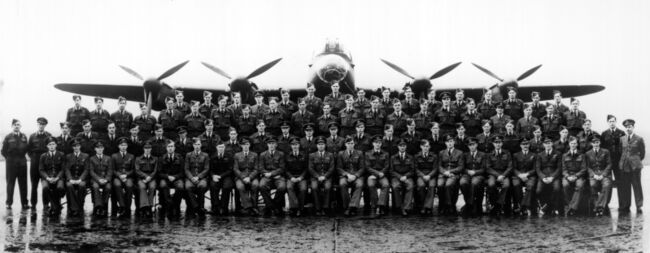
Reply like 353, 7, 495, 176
1, 0, 649, 251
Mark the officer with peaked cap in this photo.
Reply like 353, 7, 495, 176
56, 121, 74, 155
618, 118, 645, 214
2, 119, 29, 209
486, 134, 513, 216
111, 136, 135, 218
584, 134, 612, 216
511, 137, 537, 216
460, 137, 487, 216
536, 136, 562, 216
434, 91, 457, 138
88, 140, 113, 217
64, 137, 89, 216
309, 136, 336, 215
28, 117, 53, 210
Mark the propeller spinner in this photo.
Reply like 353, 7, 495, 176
471, 63, 542, 101
118, 60, 189, 112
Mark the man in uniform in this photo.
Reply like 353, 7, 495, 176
300, 124, 318, 155
551, 90, 570, 116
66, 95, 90, 136
437, 135, 464, 215
90, 97, 111, 135
212, 95, 235, 140
251, 91, 269, 116
258, 138, 287, 216
198, 119, 220, 156
413, 99, 434, 137
353, 89, 371, 113
450, 89, 467, 115
39, 137, 65, 216
324, 82, 347, 115
434, 92, 457, 138
111, 137, 135, 218
133, 103, 157, 140
88, 141, 113, 217
381, 124, 401, 156
102, 122, 120, 156
536, 137, 562, 216
159, 96, 183, 140
460, 137, 486, 216
250, 120, 273, 154
56, 122, 74, 155
454, 123, 470, 153
291, 98, 316, 137
387, 99, 409, 136
28, 117, 52, 210
486, 135, 513, 216
76, 119, 99, 156
529, 91, 546, 120
564, 98, 587, 137
516, 104, 539, 139
175, 127, 192, 158
184, 138, 209, 217
503, 120, 520, 154
158, 140, 185, 219
365, 136, 391, 216
600, 115, 625, 191
460, 98, 482, 137
618, 119, 645, 214
585, 135, 612, 216
414, 139, 438, 215
339, 95, 360, 137
199, 91, 217, 117
227, 92, 246, 117
577, 119, 597, 153
174, 90, 191, 116
540, 104, 564, 140
511, 138, 537, 215
427, 122, 446, 155
277, 122, 296, 154
390, 140, 416, 216
64, 138, 88, 216
278, 89, 298, 115
337, 137, 365, 216
353, 120, 371, 152
209, 141, 235, 216
149, 124, 169, 158
309, 137, 336, 215
264, 98, 288, 136
136, 142, 158, 218
316, 103, 338, 137
127, 125, 143, 157
285, 138, 308, 217
401, 118, 423, 155
364, 96, 386, 136
502, 87, 524, 121
326, 122, 345, 154
380, 87, 394, 115
490, 104, 511, 135
477, 90, 496, 120
302, 83, 323, 117
224, 128, 243, 156
184, 100, 206, 138
562, 137, 587, 216
236, 105, 258, 137
401, 86, 420, 116
233, 139, 260, 216
111, 96, 133, 137
476, 120, 495, 154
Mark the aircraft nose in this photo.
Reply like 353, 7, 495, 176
319, 66, 346, 84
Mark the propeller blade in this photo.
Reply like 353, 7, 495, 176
201, 62, 232, 79
380, 59, 415, 79
119, 65, 144, 80
471, 63, 503, 82
147, 92, 153, 114
246, 58, 283, 79
516, 64, 543, 81
429, 62, 462, 80
157, 60, 189, 81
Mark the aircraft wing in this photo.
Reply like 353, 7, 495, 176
433, 84, 605, 102
55, 83, 147, 101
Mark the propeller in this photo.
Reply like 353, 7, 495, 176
201, 58, 283, 104
471, 63, 543, 89
380, 59, 462, 98
119, 60, 189, 112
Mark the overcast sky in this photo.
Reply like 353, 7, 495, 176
1, 0, 649, 135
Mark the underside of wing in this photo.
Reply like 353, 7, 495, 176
54, 83, 146, 101
515, 84, 605, 101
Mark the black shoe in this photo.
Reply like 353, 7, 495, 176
296, 209, 303, 217
637, 208, 643, 214
401, 209, 408, 216
567, 209, 576, 216
22, 205, 30, 210
344, 209, 351, 216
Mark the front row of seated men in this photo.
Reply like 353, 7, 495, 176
38, 127, 614, 219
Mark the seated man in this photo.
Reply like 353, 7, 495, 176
39, 137, 65, 217
209, 141, 235, 216
535, 137, 563, 216
486, 135, 513, 216
460, 137, 487, 216
365, 136, 391, 216
585, 135, 612, 216
562, 137, 587, 216
284, 138, 309, 217
390, 140, 415, 216
337, 137, 365, 216
437, 135, 464, 215
111, 137, 135, 218
511, 138, 538, 216
158, 140, 185, 219
414, 139, 438, 215
184, 138, 209, 217
135, 142, 158, 218
258, 138, 287, 216
309, 137, 336, 216
88, 141, 114, 217
233, 139, 260, 216
65, 138, 89, 217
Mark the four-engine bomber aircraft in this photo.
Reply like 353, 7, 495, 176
54, 40, 605, 111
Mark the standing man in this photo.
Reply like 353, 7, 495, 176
387, 99, 409, 136
28, 117, 52, 210
564, 98, 587, 137
89, 97, 111, 135
64, 138, 88, 216
501, 87, 524, 121
337, 137, 365, 216
228, 92, 246, 117
477, 90, 496, 120
56, 122, 74, 155
437, 135, 464, 215
212, 95, 235, 140
111, 96, 133, 137
251, 91, 269, 117
434, 92, 457, 138
264, 98, 287, 137
66, 95, 90, 136
174, 90, 191, 116
562, 137, 587, 216
236, 105, 258, 138
199, 91, 217, 118
460, 98, 482, 137
258, 138, 287, 216
490, 104, 511, 135
159, 97, 183, 140
529, 91, 546, 120
316, 103, 338, 137
77, 119, 99, 156
324, 82, 347, 115
303, 83, 323, 117
39, 137, 65, 216
516, 105, 539, 139
540, 104, 563, 141
365, 136, 391, 216
184, 101, 206, 138
364, 96, 386, 136
88, 141, 114, 217
585, 135, 612, 216
136, 142, 157, 218
401, 86, 420, 116
600, 115, 625, 192
618, 119, 645, 214
339, 95, 360, 138
291, 98, 316, 137
250, 120, 273, 154
133, 103, 157, 141
390, 140, 415, 216
278, 89, 298, 115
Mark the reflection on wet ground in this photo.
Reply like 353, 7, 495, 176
0, 210, 643, 252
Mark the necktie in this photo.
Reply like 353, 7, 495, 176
244, 152, 248, 157
547, 151, 550, 156
524, 151, 527, 156
401, 154, 405, 160
320, 152, 324, 158
595, 149, 599, 156
628, 135, 631, 142
122, 152, 125, 159
472, 152, 476, 159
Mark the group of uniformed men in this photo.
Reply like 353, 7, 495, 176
2, 82, 645, 219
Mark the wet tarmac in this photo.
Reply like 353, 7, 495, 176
0, 162, 648, 252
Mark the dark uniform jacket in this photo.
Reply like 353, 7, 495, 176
233, 151, 259, 179
198, 132, 220, 156
101, 134, 120, 156
66, 106, 91, 134
112, 151, 135, 178
309, 151, 336, 178
133, 114, 157, 138
528, 102, 546, 120
536, 150, 562, 179
135, 155, 157, 179
379, 98, 394, 115
210, 152, 233, 178
159, 153, 184, 180
353, 98, 371, 113
39, 151, 65, 179
184, 151, 209, 178
516, 116, 539, 139
400, 131, 423, 155
174, 138, 192, 158
199, 103, 217, 118
477, 100, 496, 120
285, 151, 308, 178
450, 100, 467, 115
317, 114, 338, 136
249, 132, 273, 154
464, 151, 486, 176
401, 98, 420, 116
264, 109, 288, 132
65, 152, 89, 181
620, 134, 645, 172
158, 109, 184, 133
235, 114, 258, 137
326, 135, 345, 154
148, 136, 169, 157
562, 150, 587, 178
277, 134, 297, 154
585, 148, 611, 178
127, 135, 144, 157
381, 136, 401, 156
175, 101, 191, 116
56, 134, 74, 155
111, 110, 134, 137
438, 148, 464, 175
414, 152, 438, 177
258, 150, 285, 177
540, 114, 563, 139
88, 154, 114, 182
224, 140, 243, 156
76, 131, 99, 156
577, 130, 597, 153
601, 128, 625, 163
365, 150, 390, 177
490, 114, 511, 134
460, 111, 483, 137
291, 110, 315, 136
278, 101, 298, 115
337, 150, 365, 177
563, 110, 586, 132
89, 109, 111, 133
28, 131, 52, 158
211, 108, 235, 130
302, 95, 323, 116
476, 133, 494, 153
412, 111, 434, 134
387, 111, 409, 134
427, 135, 446, 155
338, 108, 360, 130
353, 133, 371, 152
553, 139, 570, 155
433, 107, 457, 131
184, 113, 206, 137
324, 93, 346, 115
390, 153, 415, 178
487, 149, 513, 177
502, 98, 524, 121
364, 108, 386, 131
300, 136, 318, 155
512, 151, 537, 176
503, 132, 520, 154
